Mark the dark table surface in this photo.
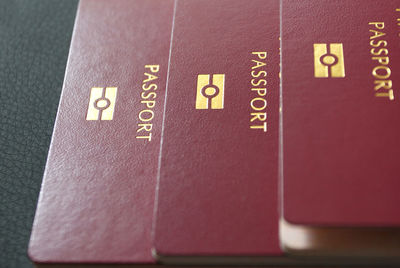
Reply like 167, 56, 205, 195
0, 0, 78, 267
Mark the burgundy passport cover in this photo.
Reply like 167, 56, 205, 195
154, 0, 281, 258
29, 0, 174, 263
282, 0, 400, 227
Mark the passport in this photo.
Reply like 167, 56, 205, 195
281, 0, 400, 229
28, 0, 174, 264
280, 0, 400, 260
153, 0, 283, 265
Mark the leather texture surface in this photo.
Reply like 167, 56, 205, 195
154, 0, 281, 258
282, 0, 400, 226
0, 0, 78, 267
28, 0, 174, 264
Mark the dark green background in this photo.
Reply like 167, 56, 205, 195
0, 0, 78, 267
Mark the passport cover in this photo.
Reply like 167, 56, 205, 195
28, 0, 174, 263
281, 0, 400, 227
153, 0, 282, 261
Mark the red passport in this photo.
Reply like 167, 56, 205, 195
153, 0, 282, 264
281, 0, 400, 227
28, 0, 174, 264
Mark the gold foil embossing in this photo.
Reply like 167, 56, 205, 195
250, 52, 268, 132
86, 87, 117, 121
369, 22, 395, 101
314, 43, 345, 78
136, 65, 160, 142
196, 74, 225, 109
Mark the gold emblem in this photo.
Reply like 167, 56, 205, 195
86, 87, 117, 120
314, 43, 345, 78
196, 74, 225, 109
